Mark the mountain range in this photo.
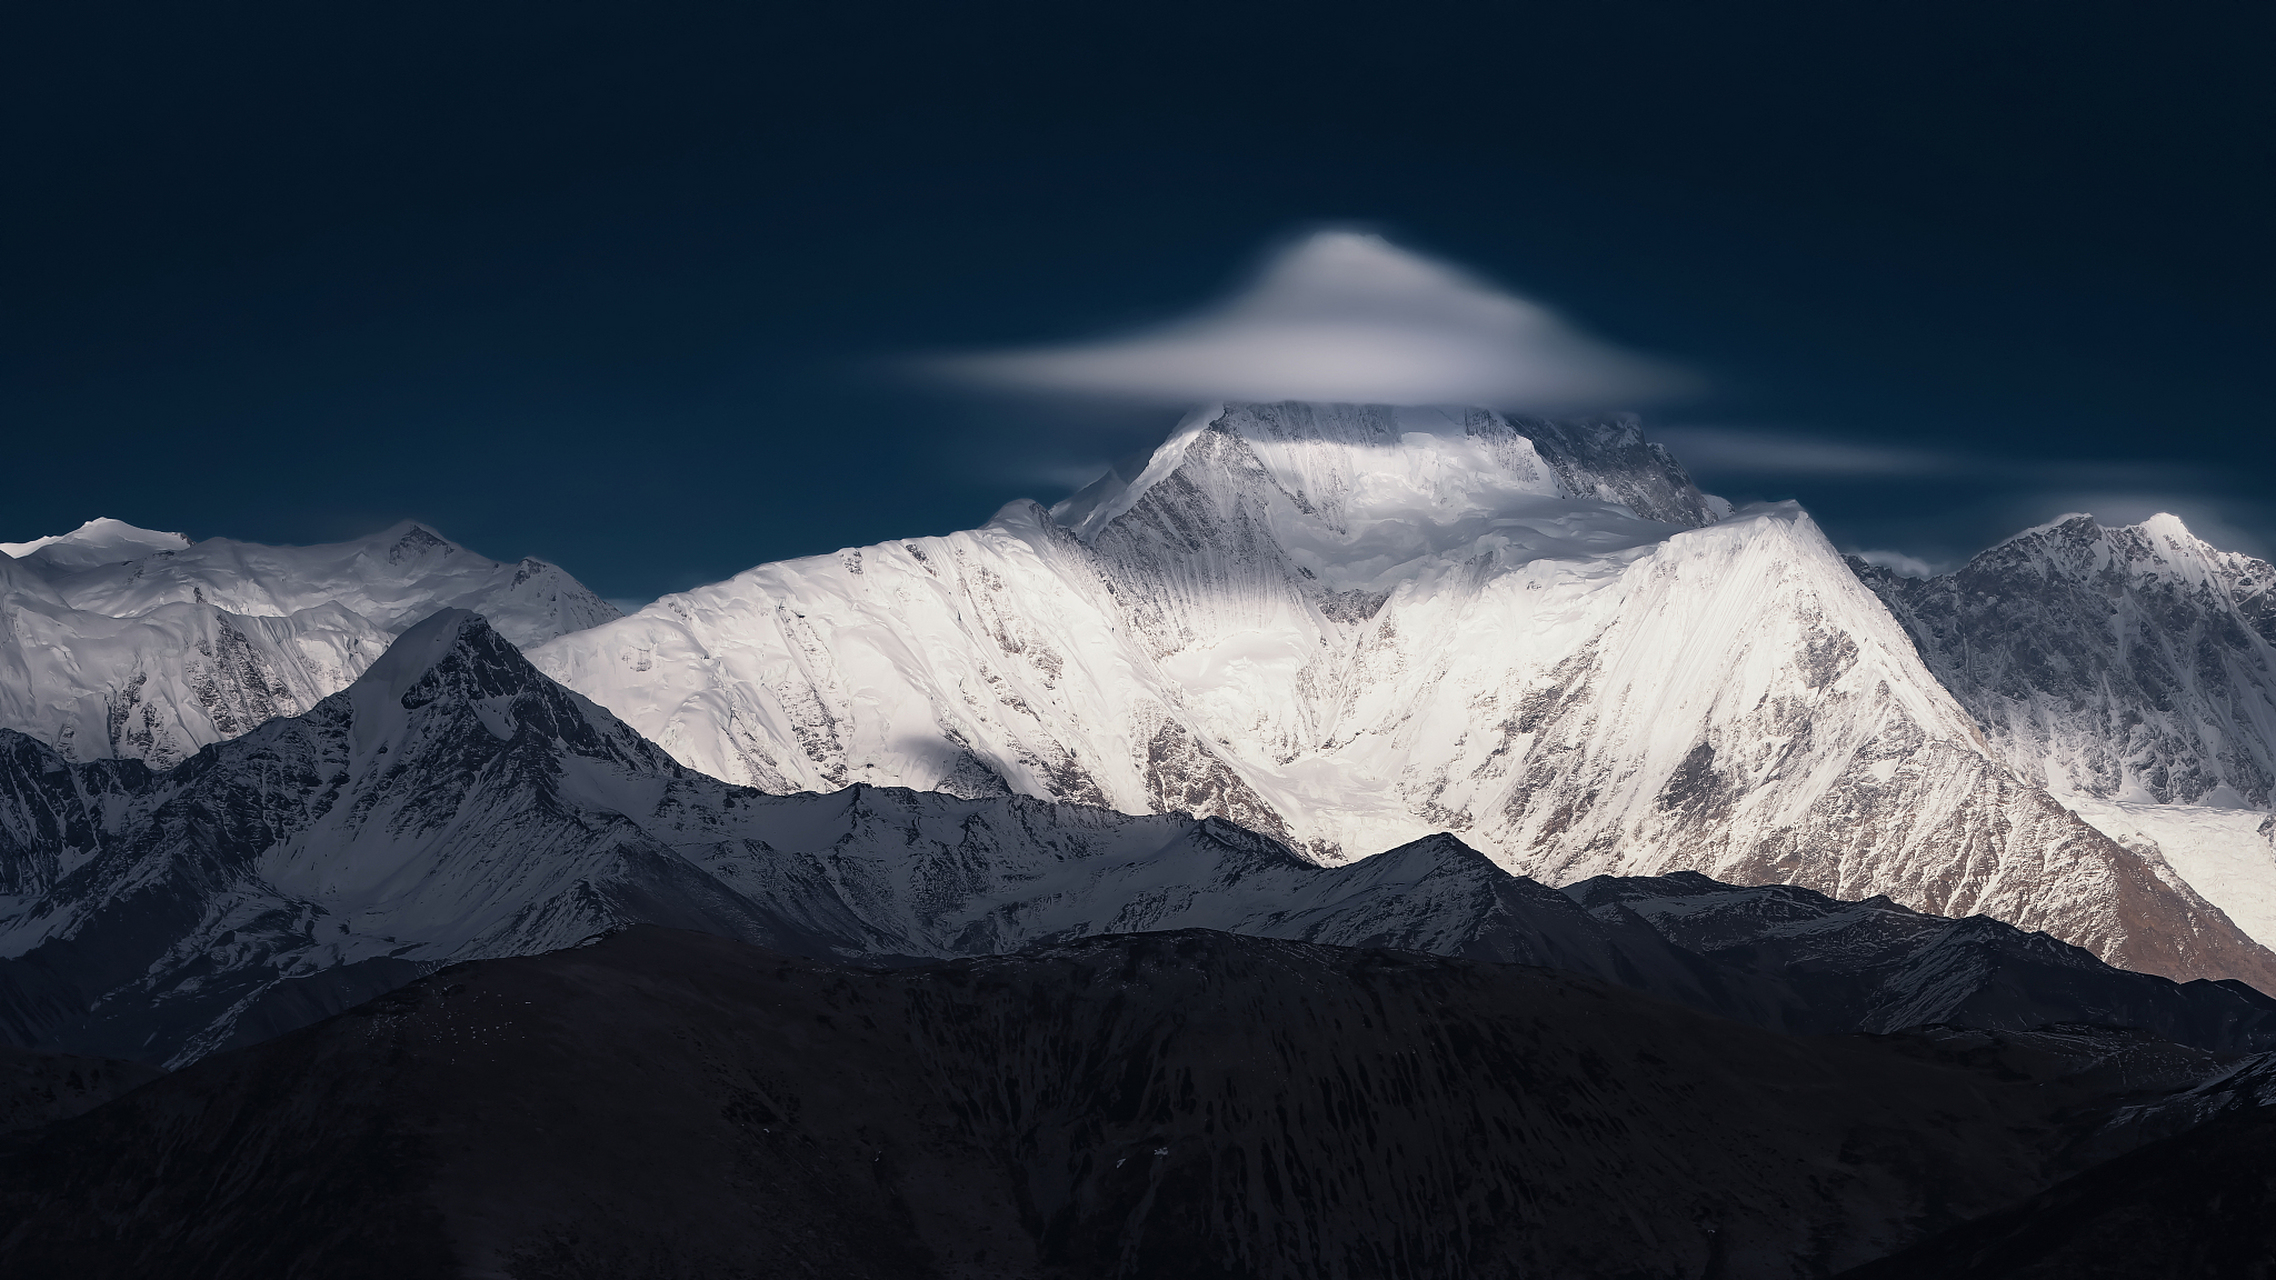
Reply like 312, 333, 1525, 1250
1855, 514, 2276, 952
9, 402, 2276, 1275
521, 402, 2276, 985
0, 517, 617, 770
6, 510, 2276, 1066
5, 407, 2276, 1033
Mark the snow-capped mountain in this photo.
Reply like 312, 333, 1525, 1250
1858, 513, 2276, 808
0, 518, 191, 569
532, 402, 2272, 985
1857, 514, 2276, 950
0, 517, 618, 768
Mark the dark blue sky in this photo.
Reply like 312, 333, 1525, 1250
8, 2, 2271, 603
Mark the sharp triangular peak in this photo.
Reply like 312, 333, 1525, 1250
343, 608, 495, 757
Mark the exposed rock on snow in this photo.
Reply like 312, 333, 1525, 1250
1856, 513, 2276, 810
533, 403, 2275, 985
0, 518, 618, 768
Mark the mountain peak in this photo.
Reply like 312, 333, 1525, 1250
2138, 511, 2191, 533
1861, 504, 2276, 824
344, 609, 534, 758
368, 520, 464, 565
1981, 511, 2218, 566
1050, 402, 1724, 549
0, 518, 621, 770
1048, 403, 1221, 540
350, 607, 489, 696
2001, 511, 2100, 545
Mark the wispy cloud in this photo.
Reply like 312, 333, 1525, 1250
929, 230, 1696, 411
1649, 427, 1966, 478
1654, 426, 2221, 492
1653, 426, 2270, 569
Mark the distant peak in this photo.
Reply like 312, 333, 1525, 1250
375, 521, 462, 564
1048, 401, 1719, 547
1048, 403, 1220, 541
0, 518, 192, 566
1981, 511, 2218, 563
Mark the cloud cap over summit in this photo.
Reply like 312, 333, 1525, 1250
934, 231, 1697, 411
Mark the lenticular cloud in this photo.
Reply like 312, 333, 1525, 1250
935, 230, 1695, 410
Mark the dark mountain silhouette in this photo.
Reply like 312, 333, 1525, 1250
1836, 1102, 2276, 1280
0, 926, 2165, 1280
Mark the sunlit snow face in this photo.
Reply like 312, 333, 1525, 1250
931, 231, 1696, 410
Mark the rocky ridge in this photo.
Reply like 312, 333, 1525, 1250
1858, 513, 2276, 810
0, 611, 1741, 1064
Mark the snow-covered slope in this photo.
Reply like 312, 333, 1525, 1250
533, 402, 2272, 985
12, 612, 2271, 1066
1857, 514, 2276, 951
0, 517, 618, 768
0, 518, 191, 568
2063, 800, 2276, 951
0, 612, 1760, 1065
